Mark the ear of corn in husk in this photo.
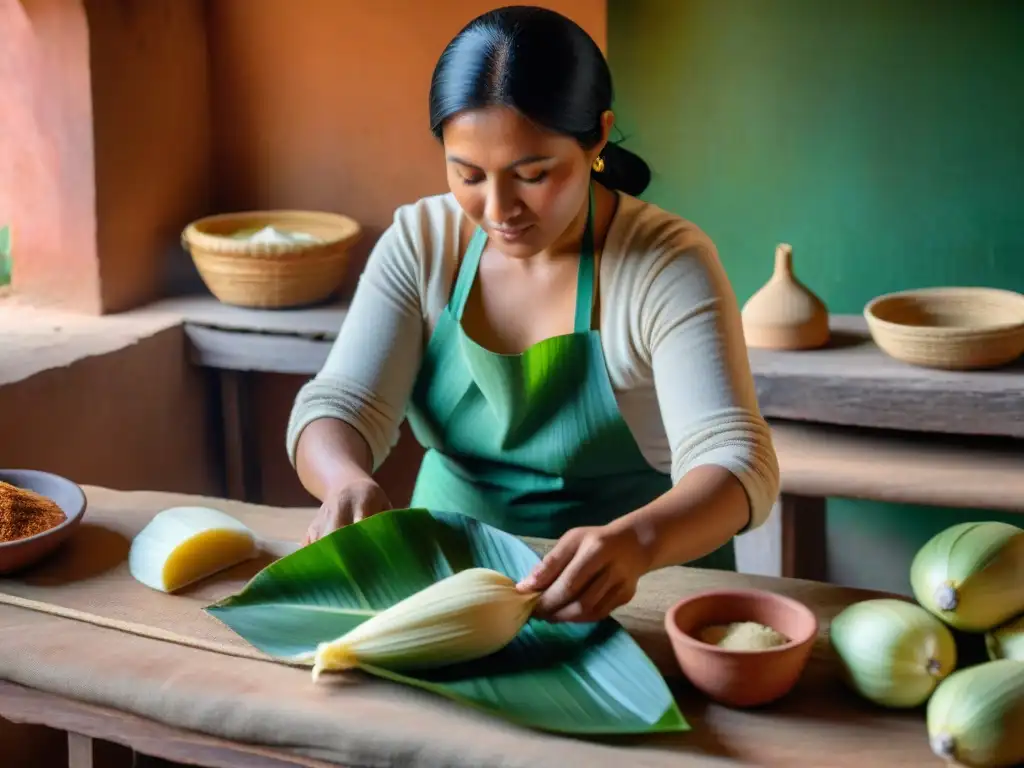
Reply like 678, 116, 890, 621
309, 567, 540, 680
829, 598, 957, 709
927, 658, 1024, 768
910, 521, 1024, 632
986, 615, 1024, 662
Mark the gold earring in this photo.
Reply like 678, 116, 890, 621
592, 155, 605, 173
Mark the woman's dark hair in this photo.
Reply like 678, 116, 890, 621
428, 5, 651, 197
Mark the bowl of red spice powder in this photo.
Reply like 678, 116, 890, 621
0, 469, 87, 575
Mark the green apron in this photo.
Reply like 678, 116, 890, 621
405, 188, 735, 571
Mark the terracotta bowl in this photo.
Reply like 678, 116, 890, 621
665, 588, 819, 708
0, 469, 87, 575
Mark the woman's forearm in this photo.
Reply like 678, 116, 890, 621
294, 418, 376, 502
609, 464, 751, 571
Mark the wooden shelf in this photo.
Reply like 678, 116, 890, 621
750, 316, 1024, 439
154, 294, 347, 339
772, 420, 1024, 512
156, 295, 1024, 440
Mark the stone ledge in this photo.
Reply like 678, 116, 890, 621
0, 290, 349, 387
0, 291, 347, 388
0, 297, 183, 387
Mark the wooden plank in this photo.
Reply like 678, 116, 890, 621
182, 313, 1024, 438
735, 495, 826, 581
780, 494, 828, 581
133, 755, 185, 767
155, 294, 347, 338
750, 421, 1024, 582
68, 732, 94, 768
0, 681, 342, 768
219, 371, 262, 504
185, 325, 331, 375
751, 316, 1024, 439
772, 420, 1024, 512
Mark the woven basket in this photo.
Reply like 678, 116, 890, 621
181, 210, 361, 309
864, 287, 1024, 370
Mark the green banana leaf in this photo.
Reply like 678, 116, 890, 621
206, 507, 688, 736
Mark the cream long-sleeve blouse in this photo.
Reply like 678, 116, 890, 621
286, 191, 780, 531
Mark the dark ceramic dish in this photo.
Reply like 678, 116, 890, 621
0, 469, 87, 575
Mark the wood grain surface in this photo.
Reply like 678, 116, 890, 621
772, 420, 1024, 511
0, 486, 961, 768
0, 682, 341, 768
749, 315, 1024, 438
175, 300, 1024, 438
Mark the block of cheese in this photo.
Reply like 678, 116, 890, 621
128, 506, 259, 593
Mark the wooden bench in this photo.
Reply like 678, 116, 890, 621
743, 420, 1024, 581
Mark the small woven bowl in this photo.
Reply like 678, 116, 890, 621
182, 210, 361, 309
864, 287, 1024, 370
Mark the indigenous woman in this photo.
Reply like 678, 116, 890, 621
288, 6, 779, 624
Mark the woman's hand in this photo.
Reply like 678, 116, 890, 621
303, 478, 392, 545
516, 524, 651, 623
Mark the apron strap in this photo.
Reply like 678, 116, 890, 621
449, 185, 597, 329
449, 227, 488, 322
573, 185, 597, 333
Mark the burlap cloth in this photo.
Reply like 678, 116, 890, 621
0, 487, 931, 767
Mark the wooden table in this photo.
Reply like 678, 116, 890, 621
0, 486, 953, 768
0, 682, 341, 768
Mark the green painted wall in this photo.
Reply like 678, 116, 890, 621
608, 0, 1024, 593
0, 226, 10, 287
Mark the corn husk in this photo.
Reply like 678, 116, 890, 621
986, 615, 1024, 662
910, 522, 1024, 632
927, 659, 1024, 768
305, 567, 540, 679
829, 598, 957, 708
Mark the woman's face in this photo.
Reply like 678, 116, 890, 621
441, 106, 607, 258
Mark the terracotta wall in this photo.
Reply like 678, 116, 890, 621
87, 0, 212, 313
0, 0, 210, 314
5, 0, 605, 314
207, 0, 606, 256
252, 373, 428, 509
0, 0, 100, 312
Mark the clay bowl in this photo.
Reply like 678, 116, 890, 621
665, 588, 818, 708
0, 469, 87, 575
